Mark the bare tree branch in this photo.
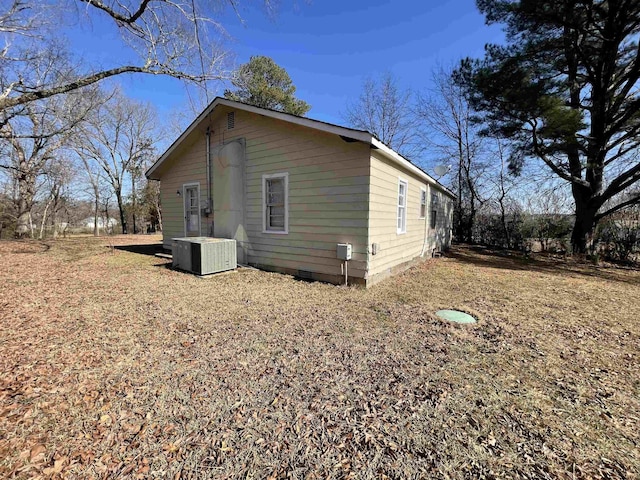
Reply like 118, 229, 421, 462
595, 193, 640, 221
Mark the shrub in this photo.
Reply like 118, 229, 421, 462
596, 216, 640, 264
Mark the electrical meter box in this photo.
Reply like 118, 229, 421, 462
336, 243, 352, 260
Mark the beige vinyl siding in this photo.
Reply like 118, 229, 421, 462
159, 135, 209, 245
368, 151, 445, 280
160, 107, 371, 280
239, 109, 370, 278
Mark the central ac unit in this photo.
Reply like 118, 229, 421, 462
171, 237, 237, 275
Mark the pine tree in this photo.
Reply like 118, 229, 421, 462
224, 56, 311, 116
457, 0, 640, 253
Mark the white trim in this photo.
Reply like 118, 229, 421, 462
262, 172, 289, 234
397, 178, 408, 235
419, 187, 427, 219
183, 182, 201, 237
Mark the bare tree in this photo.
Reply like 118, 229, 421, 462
0, 1, 42, 36
75, 91, 156, 234
143, 179, 162, 232
0, 1, 281, 112
79, 154, 103, 236
343, 73, 422, 159
128, 160, 147, 234
0, 85, 95, 237
38, 157, 74, 239
415, 66, 487, 243
489, 141, 521, 248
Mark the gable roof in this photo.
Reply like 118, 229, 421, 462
145, 97, 454, 198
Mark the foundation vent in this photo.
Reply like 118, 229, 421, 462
297, 269, 313, 280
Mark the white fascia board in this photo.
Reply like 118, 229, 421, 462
370, 138, 456, 199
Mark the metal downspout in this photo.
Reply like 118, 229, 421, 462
420, 185, 429, 257
206, 127, 212, 215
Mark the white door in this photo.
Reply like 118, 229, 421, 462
184, 184, 200, 237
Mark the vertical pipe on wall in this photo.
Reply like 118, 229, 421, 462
206, 127, 212, 215
420, 185, 430, 257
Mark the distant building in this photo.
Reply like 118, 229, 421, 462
81, 217, 118, 230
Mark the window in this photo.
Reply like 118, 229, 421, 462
419, 188, 427, 218
397, 179, 407, 234
431, 193, 438, 229
263, 173, 288, 233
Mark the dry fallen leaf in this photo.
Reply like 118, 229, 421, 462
163, 443, 179, 454
29, 444, 46, 463
99, 414, 112, 426
43, 457, 66, 475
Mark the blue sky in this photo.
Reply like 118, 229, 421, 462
219, 0, 503, 125
69, 0, 503, 133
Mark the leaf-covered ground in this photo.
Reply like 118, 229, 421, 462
1, 235, 639, 479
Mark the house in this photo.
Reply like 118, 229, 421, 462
81, 216, 118, 231
145, 98, 454, 286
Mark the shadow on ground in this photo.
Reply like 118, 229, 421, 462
113, 243, 166, 257
448, 244, 640, 286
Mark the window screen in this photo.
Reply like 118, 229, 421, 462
397, 180, 407, 233
265, 175, 287, 232
420, 189, 427, 218
431, 193, 438, 228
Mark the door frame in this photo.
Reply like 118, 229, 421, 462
183, 182, 201, 237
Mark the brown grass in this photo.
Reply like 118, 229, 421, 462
1, 235, 639, 479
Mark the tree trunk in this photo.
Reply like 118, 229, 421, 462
155, 200, 163, 232
115, 191, 127, 234
51, 186, 60, 239
131, 174, 137, 234
14, 174, 35, 239
571, 193, 599, 254
104, 199, 110, 234
93, 193, 100, 236
38, 194, 54, 240
499, 198, 511, 249
467, 194, 476, 243
15, 208, 31, 238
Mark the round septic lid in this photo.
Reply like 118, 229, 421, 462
436, 309, 477, 324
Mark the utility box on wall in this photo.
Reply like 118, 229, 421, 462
337, 243, 352, 261
172, 237, 237, 275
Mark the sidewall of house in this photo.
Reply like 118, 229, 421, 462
159, 107, 371, 283
366, 151, 454, 284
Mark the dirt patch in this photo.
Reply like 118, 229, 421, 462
1, 237, 639, 479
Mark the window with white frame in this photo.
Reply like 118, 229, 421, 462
397, 179, 408, 234
263, 173, 288, 233
431, 193, 438, 229
419, 188, 427, 218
